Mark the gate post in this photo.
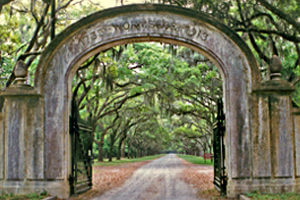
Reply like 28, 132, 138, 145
0, 61, 45, 194
0, 98, 4, 181
293, 103, 300, 192
254, 55, 298, 193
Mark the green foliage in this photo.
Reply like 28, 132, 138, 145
0, 5, 30, 87
177, 154, 213, 165
93, 154, 164, 166
0, 56, 13, 88
0, 192, 48, 200
173, 126, 198, 137
245, 191, 300, 200
293, 83, 300, 106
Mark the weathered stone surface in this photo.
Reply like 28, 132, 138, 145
0, 112, 3, 180
4, 98, 24, 180
43, 63, 64, 179
0, 180, 69, 198
250, 64, 297, 196
296, 178, 300, 193
294, 108, 300, 177
228, 82, 251, 178
1, 86, 44, 181
228, 178, 298, 197
269, 96, 294, 177
253, 79, 295, 96
24, 97, 44, 180
252, 96, 271, 177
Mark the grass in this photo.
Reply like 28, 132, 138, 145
245, 192, 300, 200
0, 192, 48, 200
93, 154, 164, 166
177, 154, 213, 165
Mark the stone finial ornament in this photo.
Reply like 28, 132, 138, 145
14, 60, 27, 85
253, 54, 295, 95
270, 55, 282, 80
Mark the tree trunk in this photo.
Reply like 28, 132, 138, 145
109, 135, 115, 162
117, 139, 122, 160
127, 143, 131, 159
121, 140, 125, 158
210, 145, 213, 162
204, 148, 207, 164
98, 142, 103, 162
109, 145, 113, 162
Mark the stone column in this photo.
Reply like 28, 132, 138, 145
293, 105, 300, 186
254, 55, 296, 192
0, 61, 44, 194
0, 99, 4, 180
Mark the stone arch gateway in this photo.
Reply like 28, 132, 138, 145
0, 4, 299, 199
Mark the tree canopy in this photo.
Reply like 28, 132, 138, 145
71, 42, 221, 159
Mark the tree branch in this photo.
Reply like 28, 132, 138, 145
18, 51, 42, 60
293, 77, 300, 86
0, 0, 14, 12
235, 28, 300, 43
25, 2, 50, 54
256, 0, 300, 31
248, 32, 271, 63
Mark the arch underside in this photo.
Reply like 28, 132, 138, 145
33, 4, 263, 197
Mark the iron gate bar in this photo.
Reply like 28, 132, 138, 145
213, 99, 227, 195
69, 101, 93, 195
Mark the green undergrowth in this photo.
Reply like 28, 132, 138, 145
93, 154, 165, 166
177, 154, 213, 165
0, 192, 48, 200
245, 192, 300, 200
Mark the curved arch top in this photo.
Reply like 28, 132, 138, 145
35, 3, 260, 91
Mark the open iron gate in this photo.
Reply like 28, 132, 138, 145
69, 101, 93, 195
213, 99, 227, 195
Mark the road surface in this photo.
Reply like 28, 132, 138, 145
93, 154, 201, 200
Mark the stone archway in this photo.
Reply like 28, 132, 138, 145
1, 4, 299, 199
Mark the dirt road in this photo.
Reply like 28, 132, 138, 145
92, 154, 202, 200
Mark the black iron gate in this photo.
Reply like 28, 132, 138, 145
213, 99, 227, 195
69, 101, 93, 195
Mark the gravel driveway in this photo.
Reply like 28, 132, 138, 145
93, 154, 201, 200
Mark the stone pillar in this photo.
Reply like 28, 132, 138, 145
293, 105, 300, 185
254, 55, 296, 193
0, 61, 44, 194
0, 99, 4, 180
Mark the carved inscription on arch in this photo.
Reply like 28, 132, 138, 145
111, 18, 209, 41
62, 15, 210, 66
